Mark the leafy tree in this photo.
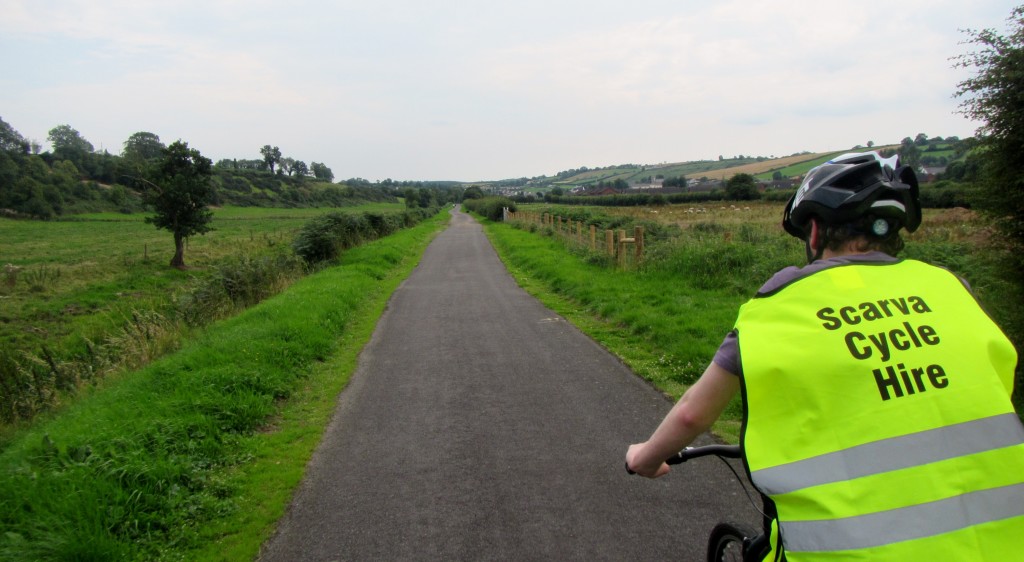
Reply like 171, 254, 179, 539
311, 161, 334, 182
416, 188, 435, 208
725, 173, 759, 200
914, 133, 930, 146
0, 116, 28, 153
122, 131, 165, 161
47, 125, 94, 172
462, 185, 485, 200
144, 141, 215, 269
0, 150, 18, 193
402, 187, 418, 208
17, 177, 57, 218
260, 145, 282, 174
279, 157, 294, 176
47, 125, 93, 156
898, 137, 922, 169
292, 160, 309, 177
954, 5, 1024, 261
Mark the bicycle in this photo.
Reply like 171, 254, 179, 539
627, 444, 772, 562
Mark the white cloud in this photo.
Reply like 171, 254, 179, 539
1, 0, 1018, 179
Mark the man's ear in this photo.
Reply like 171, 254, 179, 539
808, 219, 821, 253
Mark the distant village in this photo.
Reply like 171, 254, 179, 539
490, 160, 948, 201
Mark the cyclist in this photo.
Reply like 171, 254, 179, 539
626, 152, 1023, 560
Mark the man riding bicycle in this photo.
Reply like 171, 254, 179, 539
626, 152, 1023, 560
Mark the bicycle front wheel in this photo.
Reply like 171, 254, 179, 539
707, 522, 757, 562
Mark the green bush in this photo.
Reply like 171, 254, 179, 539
292, 212, 371, 264
462, 197, 516, 221
292, 208, 438, 265
918, 183, 978, 208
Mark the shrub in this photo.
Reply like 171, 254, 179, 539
292, 212, 370, 264
292, 208, 438, 265
462, 197, 516, 221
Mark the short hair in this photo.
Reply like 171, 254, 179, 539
823, 216, 905, 256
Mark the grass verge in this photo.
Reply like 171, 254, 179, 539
481, 219, 757, 442
0, 211, 449, 562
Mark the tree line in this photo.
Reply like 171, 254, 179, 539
0, 120, 406, 220
215, 144, 334, 182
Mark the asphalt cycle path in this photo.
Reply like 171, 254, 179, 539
259, 207, 760, 561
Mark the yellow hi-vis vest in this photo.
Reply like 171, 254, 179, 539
734, 259, 1023, 561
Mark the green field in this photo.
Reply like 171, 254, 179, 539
0, 203, 406, 427
0, 204, 402, 344
0, 210, 448, 561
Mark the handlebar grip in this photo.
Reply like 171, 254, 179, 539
625, 445, 741, 474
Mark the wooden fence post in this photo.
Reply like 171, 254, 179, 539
618, 229, 628, 267
590, 225, 597, 250
605, 229, 614, 256
635, 226, 644, 262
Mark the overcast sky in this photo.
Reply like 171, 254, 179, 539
1, 1, 1019, 181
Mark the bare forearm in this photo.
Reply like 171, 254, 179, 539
626, 363, 739, 478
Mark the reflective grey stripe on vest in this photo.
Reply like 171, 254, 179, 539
781, 482, 1024, 552
751, 413, 1024, 496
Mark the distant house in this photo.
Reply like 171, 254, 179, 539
920, 166, 947, 183
758, 179, 797, 191
587, 187, 621, 196
687, 181, 723, 193
630, 178, 664, 190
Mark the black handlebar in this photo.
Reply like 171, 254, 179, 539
626, 444, 741, 474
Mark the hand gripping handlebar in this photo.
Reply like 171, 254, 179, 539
625, 444, 741, 475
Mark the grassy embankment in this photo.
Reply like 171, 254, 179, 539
0, 209, 449, 561
1, 204, 401, 358
484, 202, 1023, 440
0, 204, 405, 427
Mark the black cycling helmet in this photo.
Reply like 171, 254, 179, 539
783, 151, 922, 240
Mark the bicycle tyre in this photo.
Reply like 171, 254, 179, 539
707, 522, 758, 562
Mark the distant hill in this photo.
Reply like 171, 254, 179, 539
546, 147, 907, 188
484, 143, 936, 193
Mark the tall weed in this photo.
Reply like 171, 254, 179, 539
16, 264, 62, 293
176, 252, 304, 326
648, 232, 799, 294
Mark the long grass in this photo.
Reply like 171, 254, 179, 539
485, 201, 1024, 438
0, 204, 409, 426
0, 205, 402, 355
0, 210, 449, 562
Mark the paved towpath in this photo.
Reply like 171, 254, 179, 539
258, 207, 759, 561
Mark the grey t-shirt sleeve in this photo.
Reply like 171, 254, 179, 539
712, 330, 740, 376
